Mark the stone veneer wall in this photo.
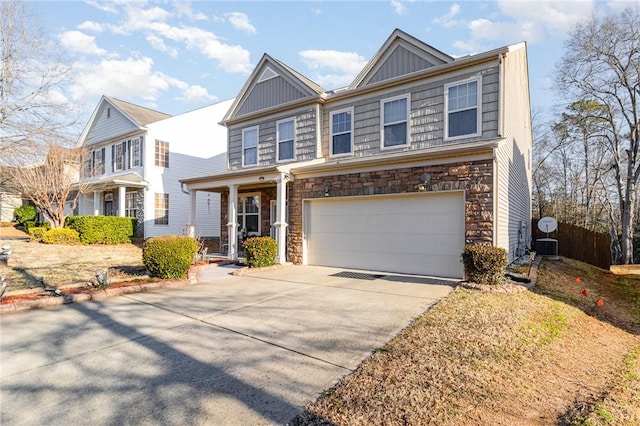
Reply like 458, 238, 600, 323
287, 159, 494, 264
134, 189, 144, 237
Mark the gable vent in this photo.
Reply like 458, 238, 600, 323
258, 66, 278, 83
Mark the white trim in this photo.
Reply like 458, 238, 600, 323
330, 107, 354, 158
444, 76, 482, 141
242, 126, 259, 167
275, 117, 296, 163
237, 192, 261, 236
380, 93, 410, 150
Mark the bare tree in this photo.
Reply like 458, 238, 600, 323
0, 142, 88, 228
557, 7, 640, 264
0, 0, 78, 155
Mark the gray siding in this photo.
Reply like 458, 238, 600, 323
236, 76, 307, 117
228, 107, 318, 170
366, 46, 436, 86
86, 104, 139, 145
322, 66, 501, 158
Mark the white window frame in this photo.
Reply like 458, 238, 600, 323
237, 193, 261, 236
380, 94, 410, 150
154, 193, 169, 226
276, 118, 295, 163
130, 137, 142, 168
242, 126, 259, 167
444, 77, 482, 141
113, 143, 124, 171
330, 107, 354, 157
125, 191, 137, 218
155, 139, 169, 168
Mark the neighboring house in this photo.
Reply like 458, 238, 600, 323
0, 185, 22, 222
181, 29, 532, 278
77, 96, 233, 242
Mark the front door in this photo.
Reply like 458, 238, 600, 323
237, 195, 260, 253
104, 200, 113, 216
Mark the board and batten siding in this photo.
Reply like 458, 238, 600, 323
495, 44, 532, 262
366, 45, 437, 86
85, 104, 140, 146
227, 107, 318, 170
321, 66, 500, 158
235, 76, 307, 117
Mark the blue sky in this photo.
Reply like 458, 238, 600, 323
30, 0, 637, 125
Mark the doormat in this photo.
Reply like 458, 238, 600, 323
330, 271, 386, 280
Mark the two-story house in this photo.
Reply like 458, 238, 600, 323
181, 29, 532, 278
77, 96, 233, 243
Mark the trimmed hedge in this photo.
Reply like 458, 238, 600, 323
24, 221, 50, 234
28, 226, 50, 241
243, 236, 278, 268
42, 228, 81, 245
65, 215, 136, 244
461, 245, 508, 286
143, 235, 199, 279
14, 205, 36, 225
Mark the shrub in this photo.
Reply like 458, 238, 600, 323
28, 226, 50, 241
14, 205, 36, 225
143, 235, 199, 279
42, 228, 81, 245
24, 221, 50, 234
461, 245, 508, 286
65, 215, 136, 244
243, 236, 278, 268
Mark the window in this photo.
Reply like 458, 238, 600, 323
381, 95, 409, 148
130, 137, 142, 167
125, 192, 138, 218
237, 195, 260, 235
242, 127, 258, 167
277, 119, 294, 162
113, 143, 125, 171
154, 193, 169, 225
83, 148, 105, 177
155, 139, 169, 168
330, 109, 353, 156
445, 78, 480, 139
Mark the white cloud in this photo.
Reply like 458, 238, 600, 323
497, 0, 594, 38
178, 85, 218, 103
432, 3, 462, 28
390, 0, 406, 15
84, 0, 119, 14
226, 12, 257, 35
59, 31, 107, 56
299, 50, 368, 88
173, 1, 208, 20
77, 20, 104, 32
146, 35, 179, 57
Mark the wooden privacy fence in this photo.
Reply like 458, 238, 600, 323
532, 219, 611, 269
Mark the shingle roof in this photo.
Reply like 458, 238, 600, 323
106, 97, 172, 126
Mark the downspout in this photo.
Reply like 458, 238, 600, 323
493, 51, 506, 247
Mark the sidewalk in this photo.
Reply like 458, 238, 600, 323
0, 225, 29, 240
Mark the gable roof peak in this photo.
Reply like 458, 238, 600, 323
104, 96, 172, 126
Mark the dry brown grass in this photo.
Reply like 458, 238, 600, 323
0, 239, 145, 291
292, 258, 640, 426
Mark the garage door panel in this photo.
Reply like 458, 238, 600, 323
305, 193, 464, 278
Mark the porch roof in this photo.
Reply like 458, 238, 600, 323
84, 172, 149, 190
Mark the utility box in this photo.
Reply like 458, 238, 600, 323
536, 238, 558, 256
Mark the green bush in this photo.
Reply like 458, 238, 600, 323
243, 236, 278, 268
24, 221, 50, 234
28, 226, 50, 241
143, 235, 199, 279
65, 215, 136, 244
14, 205, 36, 225
41, 228, 81, 245
461, 245, 508, 286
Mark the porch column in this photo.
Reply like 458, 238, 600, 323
273, 173, 290, 264
93, 191, 100, 216
185, 190, 197, 237
227, 184, 238, 261
117, 186, 126, 217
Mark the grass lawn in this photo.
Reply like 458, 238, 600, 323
292, 257, 640, 425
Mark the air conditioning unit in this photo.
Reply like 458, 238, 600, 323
536, 238, 558, 256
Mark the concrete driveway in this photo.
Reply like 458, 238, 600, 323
0, 264, 455, 425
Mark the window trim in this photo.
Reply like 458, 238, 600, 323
154, 139, 169, 168
124, 191, 138, 218
154, 193, 169, 226
237, 193, 261, 236
444, 77, 482, 141
130, 137, 142, 168
276, 117, 295, 163
330, 107, 354, 157
380, 94, 410, 150
242, 126, 259, 167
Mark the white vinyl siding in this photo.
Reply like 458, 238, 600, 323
445, 78, 482, 140
242, 126, 259, 167
330, 108, 353, 156
381, 94, 410, 149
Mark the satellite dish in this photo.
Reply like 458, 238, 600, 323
538, 216, 558, 233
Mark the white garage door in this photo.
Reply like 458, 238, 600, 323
304, 192, 464, 278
